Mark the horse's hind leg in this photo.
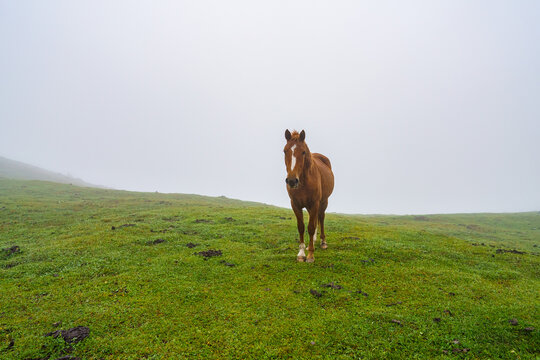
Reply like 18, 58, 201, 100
318, 199, 328, 249
306, 205, 319, 263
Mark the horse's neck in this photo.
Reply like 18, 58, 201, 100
300, 154, 316, 184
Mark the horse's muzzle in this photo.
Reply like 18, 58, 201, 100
286, 177, 299, 188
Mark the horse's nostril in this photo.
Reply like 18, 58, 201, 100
286, 178, 299, 187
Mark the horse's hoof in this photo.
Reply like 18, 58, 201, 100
297, 256, 306, 262
320, 243, 328, 250
306, 257, 315, 263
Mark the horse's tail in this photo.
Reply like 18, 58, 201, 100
313, 153, 332, 170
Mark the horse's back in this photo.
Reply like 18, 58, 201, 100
313, 153, 331, 170
313, 153, 334, 199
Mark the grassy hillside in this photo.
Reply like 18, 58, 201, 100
0, 156, 102, 188
0, 179, 538, 359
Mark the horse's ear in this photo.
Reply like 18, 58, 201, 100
299, 130, 305, 142
285, 129, 292, 141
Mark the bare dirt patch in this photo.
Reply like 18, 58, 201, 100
146, 239, 166, 245
496, 248, 525, 255
195, 219, 213, 224
195, 249, 222, 258
111, 224, 135, 230
45, 326, 89, 344
321, 282, 342, 290
150, 227, 173, 233
3, 245, 20, 256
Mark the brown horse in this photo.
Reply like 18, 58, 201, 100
284, 129, 334, 263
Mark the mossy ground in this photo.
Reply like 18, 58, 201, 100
0, 179, 538, 359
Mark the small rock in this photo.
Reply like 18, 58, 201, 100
390, 319, 402, 326
310, 289, 322, 298
509, 318, 518, 326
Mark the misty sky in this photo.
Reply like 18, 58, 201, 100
1, 1, 539, 214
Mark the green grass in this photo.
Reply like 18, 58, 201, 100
0, 179, 538, 359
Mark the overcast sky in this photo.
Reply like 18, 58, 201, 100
1, 1, 539, 214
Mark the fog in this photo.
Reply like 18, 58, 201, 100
1, 1, 539, 214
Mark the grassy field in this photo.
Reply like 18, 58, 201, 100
0, 179, 538, 359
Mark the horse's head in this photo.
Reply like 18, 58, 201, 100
284, 129, 311, 189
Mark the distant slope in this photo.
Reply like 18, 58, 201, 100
0, 156, 105, 188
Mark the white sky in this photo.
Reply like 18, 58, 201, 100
1, 0, 539, 214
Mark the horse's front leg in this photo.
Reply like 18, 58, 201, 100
291, 203, 306, 262
306, 205, 319, 263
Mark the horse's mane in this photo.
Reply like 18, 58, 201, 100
290, 130, 302, 141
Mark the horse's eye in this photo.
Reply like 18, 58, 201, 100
302, 151, 306, 155
284, 150, 287, 153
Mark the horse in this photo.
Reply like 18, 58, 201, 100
283, 129, 334, 263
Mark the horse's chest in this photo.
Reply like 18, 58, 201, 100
288, 187, 320, 209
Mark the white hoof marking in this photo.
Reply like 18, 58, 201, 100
297, 243, 306, 258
